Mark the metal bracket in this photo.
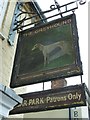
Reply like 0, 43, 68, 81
8, 0, 86, 45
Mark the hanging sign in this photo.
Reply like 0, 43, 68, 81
10, 84, 86, 115
10, 14, 83, 88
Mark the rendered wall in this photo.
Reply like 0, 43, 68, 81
0, 0, 26, 118
0, 1, 17, 86
24, 109, 69, 118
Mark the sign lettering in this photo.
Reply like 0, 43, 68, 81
10, 84, 86, 115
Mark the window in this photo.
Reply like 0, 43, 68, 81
0, 0, 8, 28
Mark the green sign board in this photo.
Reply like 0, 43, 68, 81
10, 14, 83, 88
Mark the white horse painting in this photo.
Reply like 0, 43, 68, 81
32, 41, 71, 66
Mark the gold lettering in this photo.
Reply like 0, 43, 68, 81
28, 98, 44, 105
78, 93, 81, 101
40, 98, 44, 104
67, 19, 71, 24
45, 26, 50, 30
35, 29, 40, 34
22, 100, 28, 107
23, 18, 71, 37
68, 93, 73, 100
29, 99, 33, 105
36, 98, 40, 105
23, 33, 27, 36
64, 96, 67, 101
68, 92, 82, 101
32, 99, 36, 105
73, 94, 76, 100
16, 103, 22, 108
53, 97, 57, 102
29, 99, 36, 105
46, 96, 67, 103
54, 23, 60, 28
24, 19, 71, 36
46, 97, 51, 103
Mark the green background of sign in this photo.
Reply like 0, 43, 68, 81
19, 23, 75, 75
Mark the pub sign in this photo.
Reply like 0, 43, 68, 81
10, 84, 86, 115
10, 14, 83, 88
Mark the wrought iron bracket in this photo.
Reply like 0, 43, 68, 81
50, 0, 86, 17
13, 0, 86, 32
8, 0, 86, 45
